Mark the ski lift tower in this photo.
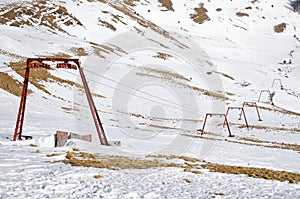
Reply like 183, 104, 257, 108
13, 58, 109, 146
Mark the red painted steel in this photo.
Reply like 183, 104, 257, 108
55, 131, 69, 147
13, 58, 109, 146
13, 66, 30, 141
201, 113, 233, 137
81, 134, 92, 142
242, 102, 262, 121
79, 68, 108, 146
225, 107, 249, 129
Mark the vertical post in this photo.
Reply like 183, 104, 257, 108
223, 117, 233, 137
201, 114, 209, 135
78, 68, 109, 146
223, 108, 230, 127
13, 66, 30, 141
255, 105, 263, 121
241, 108, 249, 129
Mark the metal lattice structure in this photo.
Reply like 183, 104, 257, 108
13, 58, 109, 146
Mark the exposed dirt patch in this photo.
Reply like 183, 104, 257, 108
62, 152, 179, 170
216, 8, 222, 12
236, 12, 249, 17
138, 67, 190, 82
106, 0, 188, 49
46, 153, 61, 157
146, 154, 202, 163
153, 52, 173, 60
238, 137, 300, 153
98, 19, 116, 31
190, 4, 210, 24
0, 72, 30, 96
274, 23, 287, 33
182, 133, 300, 153
93, 174, 103, 179
254, 104, 300, 117
202, 163, 300, 183
70, 47, 88, 57
238, 124, 300, 133
0, 1, 82, 33
213, 71, 235, 80
123, 0, 140, 7
159, 0, 174, 11
60, 151, 300, 183
0, 49, 25, 60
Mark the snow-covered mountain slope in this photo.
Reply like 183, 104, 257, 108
0, 0, 300, 198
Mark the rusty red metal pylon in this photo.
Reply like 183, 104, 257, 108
13, 58, 109, 146
201, 113, 234, 137
241, 102, 262, 121
224, 107, 249, 130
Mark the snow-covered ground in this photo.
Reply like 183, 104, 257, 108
0, 0, 300, 198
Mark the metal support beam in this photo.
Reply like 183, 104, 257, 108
13, 66, 30, 141
224, 107, 249, 129
201, 113, 233, 137
242, 102, 262, 121
78, 68, 109, 146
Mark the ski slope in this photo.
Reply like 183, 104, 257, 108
0, 0, 300, 198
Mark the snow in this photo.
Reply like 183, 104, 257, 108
0, 0, 300, 198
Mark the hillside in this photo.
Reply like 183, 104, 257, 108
0, 0, 300, 198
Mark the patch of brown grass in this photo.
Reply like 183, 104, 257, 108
216, 8, 222, 12
98, 19, 116, 31
0, 49, 25, 59
154, 52, 173, 60
79, 152, 97, 159
236, 12, 249, 17
238, 124, 300, 133
93, 174, 103, 179
62, 155, 179, 170
29, 144, 38, 147
0, 72, 29, 96
147, 154, 202, 163
123, 0, 140, 7
0, 1, 82, 32
137, 67, 191, 82
105, 0, 187, 49
66, 151, 75, 160
46, 153, 61, 157
72, 147, 80, 151
47, 52, 71, 59
248, 104, 300, 117
202, 162, 300, 183
147, 124, 179, 130
274, 23, 287, 33
70, 48, 88, 56
159, 0, 174, 11
183, 178, 191, 183
191, 170, 202, 174
191, 5, 210, 24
